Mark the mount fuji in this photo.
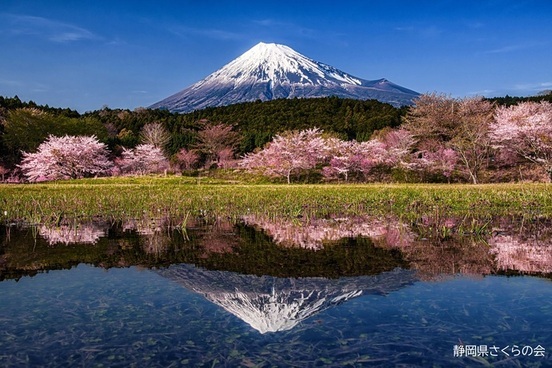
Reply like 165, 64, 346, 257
150, 42, 419, 113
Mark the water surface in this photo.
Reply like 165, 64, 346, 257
0, 217, 551, 367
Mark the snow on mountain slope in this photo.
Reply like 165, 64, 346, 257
150, 42, 419, 112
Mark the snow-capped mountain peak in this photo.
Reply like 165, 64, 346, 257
212, 42, 362, 87
150, 42, 419, 112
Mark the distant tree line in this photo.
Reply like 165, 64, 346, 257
1, 92, 552, 183
241, 94, 552, 183
485, 92, 552, 106
0, 96, 406, 171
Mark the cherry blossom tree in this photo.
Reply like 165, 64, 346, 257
217, 147, 238, 169
490, 101, 552, 179
323, 129, 415, 182
402, 93, 457, 142
348, 129, 415, 181
322, 139, 362, 181
376, 128, 416, 168
19, 135, 112, 182
413, 147, 458, 181
117, 144, 169, 175
356, 140, 389, 176
175, 148, 199, 171
0, 164, 9, 182
240, 128, 328, 183
449, 97, 495, 184
195, 123, 240, 168
404, 94, 495, 183
139, 122, 171, 151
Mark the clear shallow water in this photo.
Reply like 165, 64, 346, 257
0, 217, 551, 367
0, 264, 551, 367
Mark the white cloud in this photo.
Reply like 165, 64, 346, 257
1, 13, 98, 43
513, 81, 552, 93
483, 41, 549, 54
466, 89, 496, 97
0, 79, 24, 87
483, 81, 552, 98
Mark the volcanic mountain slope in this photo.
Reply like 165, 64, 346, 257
150, 42, 419, 113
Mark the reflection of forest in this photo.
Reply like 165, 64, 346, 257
238, 214, 552, 278
1, 215, 551, 281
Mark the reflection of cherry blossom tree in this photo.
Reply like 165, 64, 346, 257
122, 217, 172, 255
39, 222, 109, 245
19, 135, 112, 182
489, 235, 552, 274
242, 214, 415, 250
490, 101, 552, 179
243, 212, 552, 277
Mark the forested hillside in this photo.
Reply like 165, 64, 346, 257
486, 93, 552, 106
0, 96, 406, 165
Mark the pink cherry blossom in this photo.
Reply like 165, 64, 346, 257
240, 128, 328, 183
490, 101, 552, 179
118, 144, 169, 175
19, 135, 112, 182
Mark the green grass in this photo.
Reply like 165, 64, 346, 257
1, 175, 551, 225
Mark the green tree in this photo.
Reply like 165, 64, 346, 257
2, 108, 108, 164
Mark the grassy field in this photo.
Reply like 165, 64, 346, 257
1, 176, 551, 225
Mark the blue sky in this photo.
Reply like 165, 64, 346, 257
1, 0, 551, 112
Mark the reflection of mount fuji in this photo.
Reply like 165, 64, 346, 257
156, 264, 417, 334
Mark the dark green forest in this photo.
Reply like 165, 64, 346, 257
84, 96, 407, 155
486, 92, 552, 106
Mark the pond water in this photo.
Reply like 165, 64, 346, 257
0, 216, 551, 367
